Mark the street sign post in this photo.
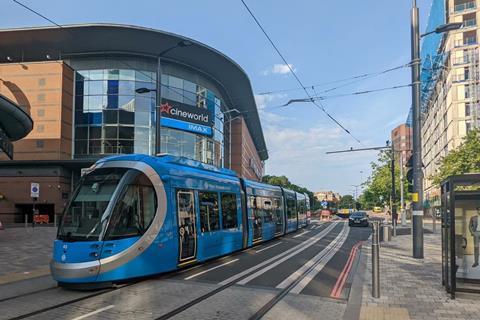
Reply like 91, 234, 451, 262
30, 183, 39, 228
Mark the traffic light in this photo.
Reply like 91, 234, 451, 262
406, 155, 413, 192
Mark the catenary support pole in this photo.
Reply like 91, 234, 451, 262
155, 56, 162, 156
411, 0, 424, 258
400, 156, 406, 226
391, 145, 397, 236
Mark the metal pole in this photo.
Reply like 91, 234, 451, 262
372, 221, 380, 298
155, 56, 162, 156
391, 146, 397, 236
411, 0, 424, 258
400, 156, 406, 226
229, 115, 232, 169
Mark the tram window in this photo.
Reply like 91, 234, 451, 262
106, 173, 157, 240
221, 193, 238, 229
263, 198, 274, 223
273, 198, 283, 223
199, 192, 220, 232
286, 199, 296, 219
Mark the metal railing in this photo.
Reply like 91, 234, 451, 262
463, 18, 477, 28
454, 38, 478, 47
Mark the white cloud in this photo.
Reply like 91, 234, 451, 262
261, 63, 296, 76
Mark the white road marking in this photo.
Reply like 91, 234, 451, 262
184, 259, 239, 280
219, 223, 337, 286
236, 223, 342, 285
71, 305, 115, 320
255, 242, 282, 253
293, 230, 309, 238
277, 223, 349, 291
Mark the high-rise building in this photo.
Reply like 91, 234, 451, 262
0, 24, 268, 223
391, 123, 413, 166
421, 0, 480, 207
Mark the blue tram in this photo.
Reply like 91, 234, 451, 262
51, 154, 309, 286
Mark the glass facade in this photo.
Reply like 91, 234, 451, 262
74, 68, 225, 167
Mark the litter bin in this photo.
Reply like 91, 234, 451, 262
382, 224, 392, 242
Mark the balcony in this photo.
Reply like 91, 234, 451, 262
454, 1, 476, 13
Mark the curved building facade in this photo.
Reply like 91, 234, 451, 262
0, 24, 267, 223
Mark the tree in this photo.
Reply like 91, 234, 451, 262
431, 129, 480, 186
359, 150, 411, 210
339, 194, 355, 209
262, 175, 318, 209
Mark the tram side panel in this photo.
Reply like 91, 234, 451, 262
283, 188, 298, 233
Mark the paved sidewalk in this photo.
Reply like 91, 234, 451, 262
0, 226, 56, 284
354, 231, 480, 320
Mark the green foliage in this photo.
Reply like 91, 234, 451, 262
262, 175, 318, 209
359, 150, 411, 210
339, 194, 355, 209
431, 130, 480, 186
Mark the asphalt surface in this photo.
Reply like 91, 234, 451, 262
0, 219, 372, 320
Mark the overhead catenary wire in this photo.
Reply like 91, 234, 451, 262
258, 62, 412, 96
239, 0, 362, 145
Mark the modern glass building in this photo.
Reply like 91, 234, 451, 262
0, 24, 268, 223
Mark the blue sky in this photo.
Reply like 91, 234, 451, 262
1, 0, 433, 196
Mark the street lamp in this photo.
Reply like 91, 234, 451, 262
135, 40, 193, 155
410, 0, 462, 259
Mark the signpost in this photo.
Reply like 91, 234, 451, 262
30, 183, 39, 228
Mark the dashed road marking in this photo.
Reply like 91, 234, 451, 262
255, 242, 282, 253
184, 259, 239, 280
71, 305, 115, 320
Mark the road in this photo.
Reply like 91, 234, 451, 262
0, 219, 371, 320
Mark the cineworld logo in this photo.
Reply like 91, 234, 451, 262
160, 102, 210, 125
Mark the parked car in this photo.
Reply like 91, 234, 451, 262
348, 211, 369, 227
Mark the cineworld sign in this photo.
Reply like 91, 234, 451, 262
160, 99, 213, 136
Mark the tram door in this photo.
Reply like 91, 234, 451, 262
177, 190, 197, 262
252, 196, 263, 242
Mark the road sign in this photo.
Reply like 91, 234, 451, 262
321, 201, 328, 208
30, 183, 39, 198
412, 192, 419, 202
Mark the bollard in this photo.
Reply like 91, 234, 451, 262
372, 221, 380, 298
393, 219, 397, 237
382, 224, 392, 242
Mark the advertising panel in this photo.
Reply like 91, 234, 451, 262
160, 99, 213, 136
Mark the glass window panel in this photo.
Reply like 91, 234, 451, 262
161, 74, 168, 86
221, 193, 238, 229
89, 126, 101, 139
119, 110, 134, 125
119, 69, 135, 81
136, 70, 154, 82
199, 192, 220, 232
75, 81, 85, 96
89, 139, 101, 154
107, 95, 118, 109
75, 96, 84, 111
135, 97, 150, 113
135, 112, 150, 126
74, 139, 88, 155
181, 132, 196, 159
183, 89, 196, 105
104, 110, 118, 124
103, 140, 118, 154
169, 75, 183, 89
135, 81, 155, 93
164, 87, 183, 103
118, 140, 134, 153
88, 70, 104, 81
119, 126, 134, 140
103, 126, 117, 139
206, 90, 216, 109
75, 111, 88, 125
89, 112, 102, 125
107, 80, 119, 95
75, 126, 88, 139
119, 81, 135, 96
87, 95, 104, 111
88, 81, 105, 95
76, 70, 88, 80
119, 96, 135, 112
134, 128, 150, 154
107, 69, 119, 80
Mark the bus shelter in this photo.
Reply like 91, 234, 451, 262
441, 174, 480, 298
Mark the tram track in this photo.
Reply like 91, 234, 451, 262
154, 222, 341, 320
5, 222, 331, 320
